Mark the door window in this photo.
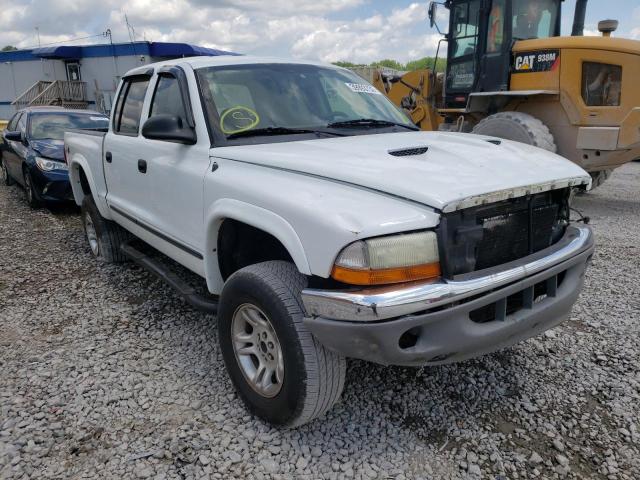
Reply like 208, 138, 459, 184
487, 0, 506, 53
451, 0, 481, 58
17, 113, 27, 134
149, 76, 188, 120
66, 62, 81, 81
113, 78, 150, 136
7, 113, 21, 132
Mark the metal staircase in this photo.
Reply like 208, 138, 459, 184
12, 80, 88, 110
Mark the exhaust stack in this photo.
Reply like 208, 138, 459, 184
572, 0, 588, 36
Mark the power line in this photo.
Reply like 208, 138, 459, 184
18, 33, 107, 50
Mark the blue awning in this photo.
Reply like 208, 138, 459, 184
149, 42, 239, 58
31, 46, 82, 59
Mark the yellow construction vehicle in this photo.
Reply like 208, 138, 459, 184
373, 0, 640, 188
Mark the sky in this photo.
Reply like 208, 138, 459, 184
0, 0, 638, 64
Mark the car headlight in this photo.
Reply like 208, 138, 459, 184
332, 231, 441, 285
35, 157, 68, 172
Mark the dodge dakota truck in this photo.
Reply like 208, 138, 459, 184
65, 56, 595, 427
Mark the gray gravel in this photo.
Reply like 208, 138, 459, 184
1, 163, 639, 480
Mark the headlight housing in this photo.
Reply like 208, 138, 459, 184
35, 157, 68, 172
332, 231, 441, 285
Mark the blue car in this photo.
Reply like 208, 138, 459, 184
0, 107, 109, 207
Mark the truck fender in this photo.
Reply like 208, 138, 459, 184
68, 155, 112, 219
204, 199, 311, 292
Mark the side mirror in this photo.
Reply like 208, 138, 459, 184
3, 130, 22, 142
141, 114, 197, 145
428, 2, 437, 28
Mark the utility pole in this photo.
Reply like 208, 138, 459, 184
35, 27, 41, 47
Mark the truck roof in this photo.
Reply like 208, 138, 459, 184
123, 55, 341, 77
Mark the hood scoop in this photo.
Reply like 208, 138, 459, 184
388, 146, 428, 157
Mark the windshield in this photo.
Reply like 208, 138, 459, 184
29, 112, 109, 140
512, 0, 559, 40
196, 63, 414, 143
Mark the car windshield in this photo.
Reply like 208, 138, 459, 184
29, 112, 109, 140
196, 63, 414, 143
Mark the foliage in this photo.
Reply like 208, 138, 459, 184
334, 56, 446, 72
2, 45, 18, 51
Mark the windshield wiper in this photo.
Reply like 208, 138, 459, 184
226, 127, 342, 140
326, 118, 419, 131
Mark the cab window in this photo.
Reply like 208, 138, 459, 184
149, 76, 188, 120
451, 0, 481, 58
114, 78, 150, 135
487, 0, 506, 53
512, 0, 559, 40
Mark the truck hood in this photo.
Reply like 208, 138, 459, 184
212, 131, 591, 212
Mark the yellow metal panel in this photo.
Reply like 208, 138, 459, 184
560, 49, 640, 127
513, 36, 640, 56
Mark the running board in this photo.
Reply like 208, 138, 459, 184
120, 242, 218, 314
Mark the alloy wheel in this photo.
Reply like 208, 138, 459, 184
231, 303, 284, 398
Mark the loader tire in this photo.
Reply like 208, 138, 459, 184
472, 112, 557, 153
589, 169, 613, 191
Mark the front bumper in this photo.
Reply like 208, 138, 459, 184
29, 167, 73, 201
302, 225, 594, 366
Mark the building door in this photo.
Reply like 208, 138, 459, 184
66, 62, 81, 81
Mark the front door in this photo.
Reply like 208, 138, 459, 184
137, 69, 211, 270
66, 62, 81, 81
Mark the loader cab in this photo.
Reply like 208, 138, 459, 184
441, 0, 562, 108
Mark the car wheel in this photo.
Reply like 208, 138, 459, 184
81, 195, 130, 263
1, 158, 15, 186
23, 169, 42, 208
218, 261, 346, 427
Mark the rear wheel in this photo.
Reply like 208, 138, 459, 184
81, 195, 130, 263
472, 112, 557, 153
23, 169, 42, 208
1, 158, 15, 186
218, 261, 346, 427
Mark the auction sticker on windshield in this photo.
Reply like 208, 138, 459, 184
345, 83, 382, 95
220, 106, 260, 134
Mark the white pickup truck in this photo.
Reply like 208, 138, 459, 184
65, 55, 595, 427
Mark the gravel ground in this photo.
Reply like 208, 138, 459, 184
1, 163, 639, 480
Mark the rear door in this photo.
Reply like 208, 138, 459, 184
103, 74, 153, 224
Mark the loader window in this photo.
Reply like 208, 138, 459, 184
582, 62, 622, 106
451, 0, 480, 58
487, 0, 506, 53
512, 0, 559, 40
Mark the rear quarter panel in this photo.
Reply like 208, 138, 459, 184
65, 130, 111, 218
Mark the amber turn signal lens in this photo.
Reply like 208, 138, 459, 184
331, 262, 441, 286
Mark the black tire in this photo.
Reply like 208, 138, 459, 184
23, 169, 42, 208
589, 169, 613, 191
472, 112, 557, 153
1, 158, 15, 186
81, 195, 130, 263
218, 261, 346, 427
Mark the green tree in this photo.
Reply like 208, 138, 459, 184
371, 59, 404, 71
405, 56, 447, 72
2, 45, 18, 51
332, 61, 359, 68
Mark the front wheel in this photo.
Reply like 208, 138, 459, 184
23, 169, 42, 208
218, 261, 346, 427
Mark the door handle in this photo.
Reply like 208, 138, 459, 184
137, 159, 147, 174
105, 151, 112, 163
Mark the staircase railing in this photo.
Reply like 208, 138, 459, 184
11, 81, 52, 109
12, 81, 88, 109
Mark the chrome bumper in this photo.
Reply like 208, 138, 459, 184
302, 225, 594, 322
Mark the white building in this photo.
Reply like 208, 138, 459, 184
0, 41, 236, 120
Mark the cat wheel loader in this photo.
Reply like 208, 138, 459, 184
372, 0, 640, 189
